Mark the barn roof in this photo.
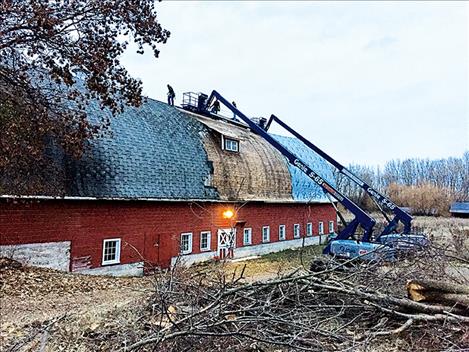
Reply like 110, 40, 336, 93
450, 202, 469, 214
2, 94, 335, 203
67, 98, 336, 202
272, 134, 334, 202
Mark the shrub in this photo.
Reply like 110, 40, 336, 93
386, 183, 453, 216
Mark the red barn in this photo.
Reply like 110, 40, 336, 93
0, 98, 337, 276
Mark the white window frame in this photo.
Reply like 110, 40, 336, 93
293, 224, 300, 238
329, 221, 335, 234
262, 226, 270, 243
318, 222, 324, 235
180, 232, 193, 255
243, 228, 252, 246
223, 136, 239, 152
278, 224, 286, 241
306, 222, 313, 236
102, 238, 121, 265
200, 231, 211, 252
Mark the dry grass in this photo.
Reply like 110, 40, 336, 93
386, 183, 454, 216
203, 245, 325, 283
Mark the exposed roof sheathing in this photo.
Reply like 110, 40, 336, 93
190, 113, 293, 202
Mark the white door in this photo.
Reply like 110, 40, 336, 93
217, 228, 236, 259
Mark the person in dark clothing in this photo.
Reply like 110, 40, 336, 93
232, 101, 237, 119
167, 84, 175, 106
211, 99, 220, 114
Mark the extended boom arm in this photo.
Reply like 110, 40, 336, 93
206, 91, 376, 242
265, 114, 412, 237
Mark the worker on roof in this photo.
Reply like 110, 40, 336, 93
232, 101, 237, 119
211, 99, 220, 114
167, 84, 175, 106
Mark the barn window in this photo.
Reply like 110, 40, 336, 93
223, 137, 239, 152
329, 221, 335, 234
294, 224, 300, 238
318, 222, 324, 235
180, 233, 193, 255
102, 238, 121, 265
306, 222, 313, 236
243, 228, 252, 245
262, 226, 270, 243
200, 231, 211, 251
278, 225, 286, 241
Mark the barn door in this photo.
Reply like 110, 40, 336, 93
217, 228, 236, 259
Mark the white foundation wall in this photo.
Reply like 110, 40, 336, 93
77, 262, 144, 277
234, 235, 327, 258
0, 241, 71, 271
170, 251, 217, 268
171, 235, 328, 267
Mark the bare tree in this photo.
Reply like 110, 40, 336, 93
0, 0, 170, 195
333, 153, 469, 213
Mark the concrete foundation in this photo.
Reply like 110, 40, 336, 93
76, 262, 144, 277
0, 241, 71, 271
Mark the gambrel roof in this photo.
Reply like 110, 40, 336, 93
64, 99, 336, 203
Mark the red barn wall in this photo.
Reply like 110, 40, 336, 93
0, 199, 336, 270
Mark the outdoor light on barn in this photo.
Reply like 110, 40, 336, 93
222, 209, 234, 219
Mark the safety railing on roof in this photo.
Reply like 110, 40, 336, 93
182, 92, 204, 112
182, 91, 237, 121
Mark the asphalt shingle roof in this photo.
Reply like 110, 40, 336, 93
68, 100, 218, 199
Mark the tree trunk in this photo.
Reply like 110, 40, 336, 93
407, 279, 469, 309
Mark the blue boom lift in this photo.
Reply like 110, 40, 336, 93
184, 91, 427, 259
263, 114, 428, 250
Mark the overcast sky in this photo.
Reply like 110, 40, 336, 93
121, 1, 468, 167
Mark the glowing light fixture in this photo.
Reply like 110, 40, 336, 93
222, 209, 234, 219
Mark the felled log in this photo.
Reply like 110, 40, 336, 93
407, 279, 469, 309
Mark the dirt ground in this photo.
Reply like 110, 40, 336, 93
1, 216, 468, 351
0, 263, 153, 350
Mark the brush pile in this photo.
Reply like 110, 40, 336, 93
123, 245, 468, 351
3, 241, 468, 351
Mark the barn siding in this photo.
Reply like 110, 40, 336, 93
0, 199, 336, 273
